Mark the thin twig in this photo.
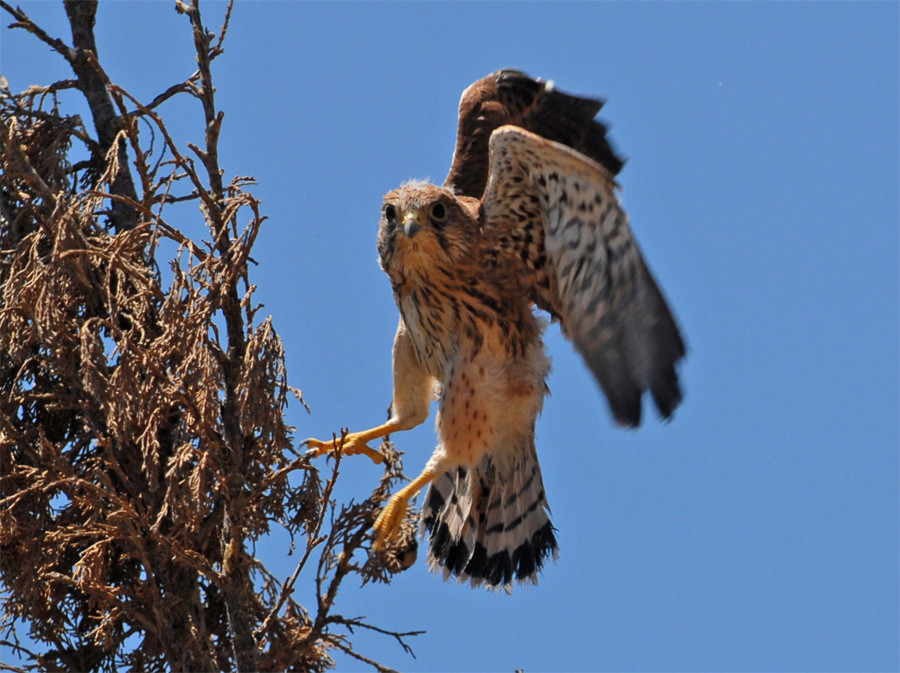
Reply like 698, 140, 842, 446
0, 2, 73, 63
256, 432, 347, 638
339, 617, 425, 657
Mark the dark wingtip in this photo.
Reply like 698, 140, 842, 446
650, 362, 684, 421
610, 389, 643, 428
584, 123, 626, 176
579, 328, 685, 427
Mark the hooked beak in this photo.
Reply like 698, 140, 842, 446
402, 209, 426, 238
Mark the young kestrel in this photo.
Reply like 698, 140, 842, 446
306, 69, 685, 591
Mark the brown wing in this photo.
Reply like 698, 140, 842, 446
481, 126, 685, 427
444, 69, 625, 199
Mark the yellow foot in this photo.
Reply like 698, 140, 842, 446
372, 493, 409, 551
371, 468, 437, 550
302, 432, 384, 465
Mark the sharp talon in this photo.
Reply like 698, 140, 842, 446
301, 437, 337, 459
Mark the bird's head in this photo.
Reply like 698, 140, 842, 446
377, 181, 479, 277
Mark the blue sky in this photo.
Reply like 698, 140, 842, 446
3, 2, 898, 671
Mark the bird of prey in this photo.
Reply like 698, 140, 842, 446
305, 69, 685, 591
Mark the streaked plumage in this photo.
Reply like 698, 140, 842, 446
307, 69, 686, 591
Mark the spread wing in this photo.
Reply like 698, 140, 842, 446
444, 69, 624, 199
482, 126, 685, 426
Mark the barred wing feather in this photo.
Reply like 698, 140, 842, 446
483, 126, 685, 426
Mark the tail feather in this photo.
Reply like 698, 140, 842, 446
421, 448, 558, 591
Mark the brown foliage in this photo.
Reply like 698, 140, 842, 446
0, 2, 420, 671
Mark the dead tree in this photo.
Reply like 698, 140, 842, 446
0, 2, 420, 671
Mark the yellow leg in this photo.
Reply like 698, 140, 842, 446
302, 419, 407, 465
372, 468, 437, 550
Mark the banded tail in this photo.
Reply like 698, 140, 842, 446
420, 448, 558, 591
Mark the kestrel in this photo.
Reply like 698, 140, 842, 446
306, 69, 685, 590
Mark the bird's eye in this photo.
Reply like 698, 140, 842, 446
383, 204, 397, 221
429, 202, 447, 222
